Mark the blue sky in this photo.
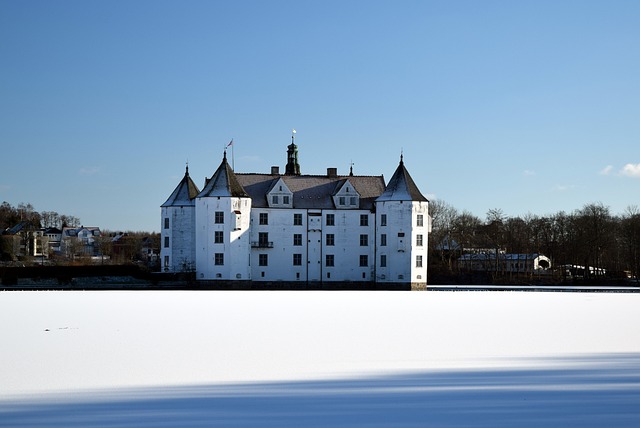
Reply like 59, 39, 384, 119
1, 0, 639, 232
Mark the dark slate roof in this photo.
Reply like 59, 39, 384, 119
236, 173, 386, 210
4, 222, 27, 235
376, 156, 428, 202
161, 166, 201, 207
198, 152, 249, 198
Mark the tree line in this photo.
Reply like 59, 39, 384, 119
0, 201, 81, 231
429, 200, 640, 280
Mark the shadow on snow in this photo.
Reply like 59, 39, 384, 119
2, 354, 640, 427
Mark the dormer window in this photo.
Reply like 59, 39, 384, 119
333, 179, 360, 209
267, 178, 293, 208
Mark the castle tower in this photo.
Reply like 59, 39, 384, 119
285, 131, 301, 175
160, 164, 200, 272
195, 151, 252, 281
375, 155, 430, 289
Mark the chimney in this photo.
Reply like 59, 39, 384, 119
327, 167, 338, 178
271, 166, 280, 175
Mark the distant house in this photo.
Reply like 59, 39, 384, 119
140, 236, 160, 265
43, 227, 62, 254
61, 226, 101, 257
559, 264, 606, 279
1, 221, 47, 260
458, 253, 551, 273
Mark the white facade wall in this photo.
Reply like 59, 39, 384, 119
250, 208, 307, 282
195, 197, 251, 281
161, 206, 196, 272
375, 200, 428, 285
322, 210, 375, 282
409, 201, 429, 284
248, 208, 376, 283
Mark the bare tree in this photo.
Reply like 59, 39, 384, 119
620, 205, 640, 282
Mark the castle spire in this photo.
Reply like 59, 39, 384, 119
285, 129, 301, 175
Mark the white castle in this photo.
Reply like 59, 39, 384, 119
160, 136, 431, 289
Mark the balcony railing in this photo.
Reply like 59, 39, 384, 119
251, 241, 274, 248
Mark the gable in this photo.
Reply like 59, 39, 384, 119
266, 178, 293, 208
332, 179, 360, 209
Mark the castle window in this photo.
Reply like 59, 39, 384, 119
360, 255, 368, 267
294, 213, 303, 226
381, 234, 387, 246
417, 234, 423, 246
326, 254, 334, 267
258, 232, 269, 247
380, 254, 387, 267
350, 197, 357, 206
326, 214, 335, 226
259, 213, 268, 225
259, 254, 268, 266
293, 254, 302, 266
272, 195, 279, 205
381, 214, 387, 226
326, 234, 335, 246
293, 234, 302, 246
214, 231, 224, 244
214, 253, 224, 265
339, 196, 345, 205
360, 234, 368, 246
215, 211, 224, 224
417, 214, 424, 227
283, 195, 290, 205
164, 218, 169, 229
164, 237, 169, 248
360, 214, 368, 226
416, 255, 423, 268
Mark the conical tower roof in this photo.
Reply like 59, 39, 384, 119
376, 155, 428, 202
198, 151, 249, 198
161, 165, 200, 207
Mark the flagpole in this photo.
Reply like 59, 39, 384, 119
226, 138, 235, 170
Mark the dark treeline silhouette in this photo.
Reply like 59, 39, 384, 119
0, 201, 80, 230
429, 200, 640, 282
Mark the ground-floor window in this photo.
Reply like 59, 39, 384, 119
214, 253, 224, 265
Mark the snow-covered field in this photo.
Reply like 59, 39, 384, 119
1, 290, 639, 426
